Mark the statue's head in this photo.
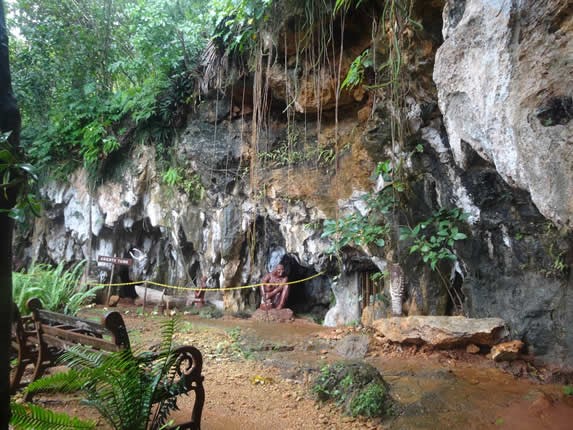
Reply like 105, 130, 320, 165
273, 264, 285, 277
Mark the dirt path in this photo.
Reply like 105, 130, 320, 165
28, 305, 573, 429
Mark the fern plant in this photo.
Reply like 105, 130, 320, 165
10, 402, 96, 430
14, 318, 188, 430
12, 260, 101, 315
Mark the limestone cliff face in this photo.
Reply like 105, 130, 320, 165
15, 0, 572, 367
434, 0, 573, 227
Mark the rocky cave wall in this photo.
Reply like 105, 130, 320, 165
14, 0, 573, 367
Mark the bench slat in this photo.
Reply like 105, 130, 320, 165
41, 331, 122, 352
35, 309, 109, 337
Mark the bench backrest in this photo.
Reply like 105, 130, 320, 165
27, 298, 130, 352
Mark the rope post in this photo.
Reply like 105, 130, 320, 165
143, 281, 148, 313
105, 254, 116, 306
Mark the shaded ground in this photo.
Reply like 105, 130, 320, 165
19, 304, 573, 429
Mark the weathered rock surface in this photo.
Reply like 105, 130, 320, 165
372, 316, 508, 348
435, 0, 573, 227
252, 308, 294, 322
323, 272, 361, 327
490, 340, 524, 362
466, 344, 480, 354
334, 334, 370, 360
13, 1, 573, 369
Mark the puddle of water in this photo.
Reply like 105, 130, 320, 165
367, 356, 573, 429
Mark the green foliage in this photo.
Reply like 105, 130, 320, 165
313, 361, 391, 418
162, 167, 206, 202
226, 326, 254, 359
0, 131, 40, 223
400, 208, 469, 271
563, 385, 573, 396
198, 305, 224, 319
341, 49, 371, 90
349, 382, 388, 417
212, 0, 272, 56
321, 160, 404, 254
9, 0, 210, 176
162, 167, 182, 187
322, 212, 389, 254
370, 271, 386, 282
10, 402, 96, 430
334, 0, 365, 14
21, 318, 186, 430
12, 260, 102, 315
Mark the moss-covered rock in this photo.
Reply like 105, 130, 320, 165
312, 361, 392, 418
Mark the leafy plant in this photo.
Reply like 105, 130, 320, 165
10, 402, 96, 430
226, 327, 254, 359
313, 361, 391, 418
162, 167, 182, 187
563, 385, 573, 396
198, 305, 223, 319
321, 160, 404, 254
16, 317, 188, 430
322, 212, 389, 254
212, 0, 272, 56
10, 0, 210, 176
341, 49, 371, 90
13, 260, 101, 315
0, 131, 40, 223
162, 167, 205, 202
399, 208, 468, 271
349, 382, 389, 417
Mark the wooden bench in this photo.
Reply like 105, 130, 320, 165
13, 298, 204, 430
10, 302, 38, 395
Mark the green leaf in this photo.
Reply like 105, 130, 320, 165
10, 402, 96, 429
0, 149, 15, 163
17, 163, 39, 181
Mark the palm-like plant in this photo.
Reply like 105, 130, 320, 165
12, 318, 192, 430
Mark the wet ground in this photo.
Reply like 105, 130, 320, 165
28, 305, 573, 429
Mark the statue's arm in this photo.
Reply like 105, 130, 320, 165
265, 276, 288, 297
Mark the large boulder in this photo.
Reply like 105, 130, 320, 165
372, 316, 508, 347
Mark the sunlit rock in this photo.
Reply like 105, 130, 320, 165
372, 316, 508, 348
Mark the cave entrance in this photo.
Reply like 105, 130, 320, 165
279, 254, 331, 322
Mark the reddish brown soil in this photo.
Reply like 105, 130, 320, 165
15, 304, 573, 429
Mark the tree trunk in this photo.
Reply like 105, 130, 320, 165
0, 1, 21, 427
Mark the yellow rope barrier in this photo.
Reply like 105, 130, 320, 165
86, 271, 325, 292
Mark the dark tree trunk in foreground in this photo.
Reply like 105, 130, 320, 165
0, 0, 21, 427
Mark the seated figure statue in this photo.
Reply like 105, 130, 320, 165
191, 276, 207, 308
259, 264, 289, 310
